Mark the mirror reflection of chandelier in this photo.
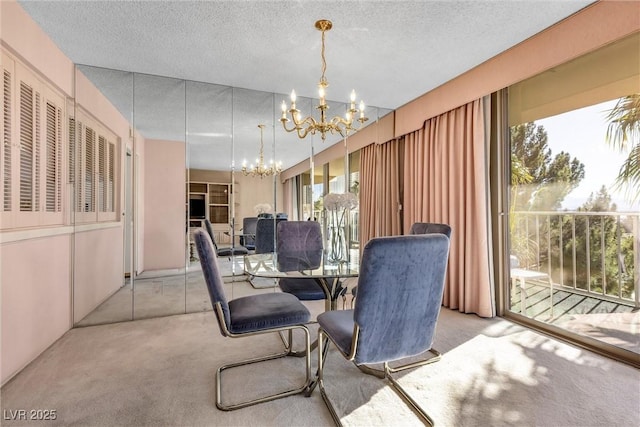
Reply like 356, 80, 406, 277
280, 19, 368, 141
241, 124, 282, 178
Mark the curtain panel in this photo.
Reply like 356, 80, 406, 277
404, 99, 494, 317
359, 144, 378, 248
359, 140, 404, 248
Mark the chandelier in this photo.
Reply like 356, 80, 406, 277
241, 124, 282, 178
280, 19, 368, 141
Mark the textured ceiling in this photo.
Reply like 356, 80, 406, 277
17, 0, 594, 171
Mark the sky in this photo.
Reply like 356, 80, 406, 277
537, 99, 639, 212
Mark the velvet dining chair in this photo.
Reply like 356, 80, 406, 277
193, 229, 311, 410
276, 221, 326, 301
314, 234, 451, 426
203, 219, 249, 259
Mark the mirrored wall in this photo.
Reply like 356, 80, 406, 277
72, 64, 387, 326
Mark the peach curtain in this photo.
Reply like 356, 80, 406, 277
403, 99, 494, 317
359, 140, 403, 247
359, 144, 377, 248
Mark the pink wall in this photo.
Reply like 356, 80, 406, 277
143, 139, 186, 271
0, 0, 131, 384
394, 1, 640, 136
0, 0, 73, 96
1, 235, 71, 383
73, 226, 124, 322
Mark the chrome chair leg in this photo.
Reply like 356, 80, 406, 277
356, 348, 442, 377
384, 362, 435, 426
278, 328, 318, 357
316, 329, 438, 426
216, 325, 311, 411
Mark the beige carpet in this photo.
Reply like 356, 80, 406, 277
1, 304, 638, 426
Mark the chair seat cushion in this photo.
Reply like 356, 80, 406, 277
228, 293, 310, 334
279, 278, 326, 300
317, 309, 355, 356
217, 246, 249, 257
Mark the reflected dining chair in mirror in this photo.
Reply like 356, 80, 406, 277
204, 219, 249, 259
193, 229, 312, 410
314, 234, 451, 426
276, 221, 326, 302
240, 217, 258, 251
254, 217, 287, 254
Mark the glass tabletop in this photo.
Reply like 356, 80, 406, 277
243, 253, 359, 279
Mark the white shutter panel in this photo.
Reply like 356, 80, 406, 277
45, 101, 62, 212
84, 126, 95, 213
98, 135, 106, 212
2, 67, 11, 212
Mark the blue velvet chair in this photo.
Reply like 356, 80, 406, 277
240, 217, 258, 251
276, 221, 326, 301
193, 229, 311, 410
254, 217, 287, 254
349, 222, 451, 305
409, 222, 452, 238
203, 219, 248, 259
315, 234, 450, 426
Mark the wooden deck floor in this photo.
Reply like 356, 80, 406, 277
511, 281, 639, 354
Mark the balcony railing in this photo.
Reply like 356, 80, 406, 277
511, 210, 639, 307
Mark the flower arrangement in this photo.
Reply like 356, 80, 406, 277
254, 203, 272, 215
323, 192, 358, 262
323, 192, 358, 211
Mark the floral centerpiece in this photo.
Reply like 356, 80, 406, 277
323, 192, 358, 263
253, 203, 272, 215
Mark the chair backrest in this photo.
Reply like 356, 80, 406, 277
203, 219, 219, 251
409, 222, 452, 238
353, 234, 450, 365
193, 229, 231, 335
275, 212, 288, 219
255, 217, 287, 254
276, 221, 323, 271
242, 217, 258, 247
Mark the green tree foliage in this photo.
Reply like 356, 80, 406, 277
554, 186, 634, 298
510, 123, 585, 211
606, 94, 640, 201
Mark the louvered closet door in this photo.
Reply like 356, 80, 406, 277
1, 52, 16, 229
74, 109, 119, 223
14, 62, 42, 227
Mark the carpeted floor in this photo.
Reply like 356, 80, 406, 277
1, 298, 638, 426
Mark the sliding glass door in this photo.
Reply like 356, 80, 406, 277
504, 33, 640, 361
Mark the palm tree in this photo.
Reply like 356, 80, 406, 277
605, 94, 640, 201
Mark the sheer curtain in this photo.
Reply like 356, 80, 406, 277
404, 99, 494, 317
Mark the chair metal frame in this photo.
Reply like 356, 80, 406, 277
313, 233, 450, 426
194, 228, 312, 411
317, 324, 436, 427
212, 304, 312, 411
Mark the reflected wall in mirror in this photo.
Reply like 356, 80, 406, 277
71, 64, 388, 326
73, 66, 133, 326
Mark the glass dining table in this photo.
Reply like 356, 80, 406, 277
243, 252, 359, 311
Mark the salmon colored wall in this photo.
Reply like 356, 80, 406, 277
0, 0, 73, 96
1, 235, 71, 384
143, 139, 186, 271
0, 0, 132, 384
73, 225, 124, 322
394, 1, 640, 136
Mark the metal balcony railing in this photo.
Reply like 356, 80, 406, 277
511, 210, 639, 307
